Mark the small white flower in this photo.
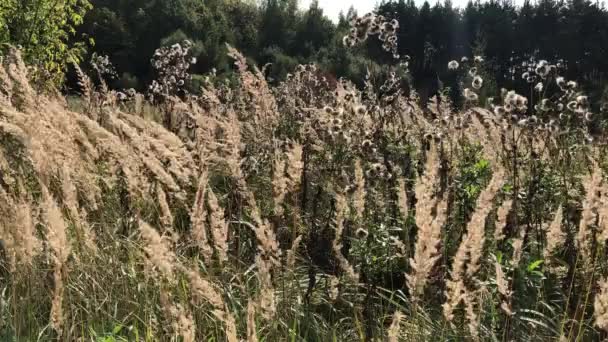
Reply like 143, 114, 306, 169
513, 94, 528, 111
576, 95, 588, 106
355, 228, 369, 239
448, 60, 459, 70
472, 76, 483, 90
539, 99, 551, 111
494, 106, 506, 116
464, 88, 478, 102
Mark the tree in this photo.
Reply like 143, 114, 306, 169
294, 1, 335, 59
2, 0, 92, 86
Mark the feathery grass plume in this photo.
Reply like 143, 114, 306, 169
139, 220, 177, 281
252, 217, 282, 267
468, 111, 501, 164
495, 261, 513, 316
494, 199, 512, 242
286, 234, 303, 268
142, 218, 236, 341
207, 188, 229, 264
14, 199, 40, 264
511, 225, 526, 267
412, 144, 441, 230
117, 112, 196, 179
387, 311, 404, 342
255, 254, 277, 320
223, 111, 281, 266
157, 185, 174, 231
42, 186, 71, 335
191, 171, 214, 263
185, 269, 224, 312
352, 159, 366, 219
577, 164, 602, 265
231, 199, 283, 272
225, 44, 279, 137
272, 152, 288, 215
444, 169, 505, 324
0, 189, 17, 266
273, 142, 303, 216
106, 115, 183, 194
0, 188, 40, 268
466, 170, 505, 277
0, 53, 197, 206
595, 278, 608, 332
396, 176, 408, 220
185, 268, 237, 341
407, 143, 447, 299
224, 309, 239, 342
407, 196, 447, 299
72, 62, 93, 113
0, 58, 14, 106
544, 206, 565, 259
600, 187, 608, 242
464, 294, 481, 341
332, 190, 359, 281
285, 143, 304, 190
3, 47, 36, 109
328, 275, 340, 301
247, 301, 259, 342
160, 292, 196, 342
60, 167, 97, 251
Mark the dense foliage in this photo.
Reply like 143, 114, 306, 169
0, 0, 92, 86
2, 0, 608, 107
72, 0, 608, 106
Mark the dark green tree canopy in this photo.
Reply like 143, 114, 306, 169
3, 0, 608, 105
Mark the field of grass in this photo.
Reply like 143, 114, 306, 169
1, 35, 608, 342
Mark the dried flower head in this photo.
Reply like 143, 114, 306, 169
494, 106, 506, 116
535, 60, 550, 78
472, 76, 483, 90
355, 228, 369, 239
464, 88, 478, 102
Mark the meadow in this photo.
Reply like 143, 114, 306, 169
1, 12, 608, 342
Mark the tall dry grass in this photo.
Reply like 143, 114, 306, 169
0, 37, 607, 342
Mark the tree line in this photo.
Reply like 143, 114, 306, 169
2, 0, 608, 107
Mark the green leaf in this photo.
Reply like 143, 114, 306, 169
474, 159, 489, 171
527, 259, 544, 272
112, 324, 123, 335
495, 251, 503, 264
